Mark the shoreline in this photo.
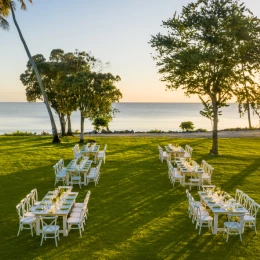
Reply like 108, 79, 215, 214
2, 129, 260, 138
84, 130, 260, 138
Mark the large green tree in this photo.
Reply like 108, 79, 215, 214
150, 0, 260, 154
1, 0, 60, 142
70, 71, 122, 143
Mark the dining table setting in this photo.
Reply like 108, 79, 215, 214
165, 144, 185, 161
32, 187, 78, 236
198, 189, 248, 234
80, 143, 100, 163
66, 157, 93, 186
175, 159, 204, 187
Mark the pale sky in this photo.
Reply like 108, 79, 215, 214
1, 0, 260, 102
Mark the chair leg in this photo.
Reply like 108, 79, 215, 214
55, 235, 58, 247
30, 224, 34, 237
40, 234, 44, 246
17, 225, 21, 236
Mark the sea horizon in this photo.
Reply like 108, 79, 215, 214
0, 102, 259, 134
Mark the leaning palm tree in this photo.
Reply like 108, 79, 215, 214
1, 0, 60, 142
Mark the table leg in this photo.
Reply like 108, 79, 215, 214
199, 173, 202, 189
66, 172, 70, 185
84, 172, 87, 186
36, 216, 40, 236
182, 171, 185, 186
213, 213, 218, 234
63, 216, 68, 236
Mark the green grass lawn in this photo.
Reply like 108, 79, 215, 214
1, 135, 260, 260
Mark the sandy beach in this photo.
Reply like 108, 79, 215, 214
86, 130, 260, 138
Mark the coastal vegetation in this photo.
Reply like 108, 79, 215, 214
150, 0, 260, 155
1, 135, 260, 259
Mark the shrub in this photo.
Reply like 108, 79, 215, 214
179, 121, 195, 132
195, 128, 208, 132
4, 131, 37, 136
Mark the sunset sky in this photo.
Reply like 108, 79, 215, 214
1, 0, 260, 102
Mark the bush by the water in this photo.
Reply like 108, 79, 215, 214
4, 130, 37, 136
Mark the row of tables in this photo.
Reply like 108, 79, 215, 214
25, 144, 102, 238
164, 144, 249, 235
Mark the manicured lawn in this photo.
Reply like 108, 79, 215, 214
1, 135, 260, 260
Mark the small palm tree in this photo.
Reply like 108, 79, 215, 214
1, 0, 60, 142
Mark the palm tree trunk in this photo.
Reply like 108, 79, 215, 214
80, 112, 85, 143
10, 4, 60, 143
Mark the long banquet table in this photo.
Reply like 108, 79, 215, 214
198, 191, 248, 234
33, 190, 78, 236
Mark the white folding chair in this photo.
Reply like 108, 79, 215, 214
224, 213, 244, 242
70, 170, 82, 189
189, 171, 200, 190
235, 189, 244, 204
97, 144, 107, 164
202, 185, 216, 192
72, 144, 81, 159
194, 205, 213, 235
202, 164, 213, 184
53, 163, 67, 186
40, 216, 60, 247
87, 160, 102, 186
21, 197, 35, 217
16, 202, 35, 237
67, 207, 85, 237
30, 188, 40, 206
243, 201, 259, 234
169, 164, 183, 186
74, 191, 91, 209
184, 144, 193, 159
158, 145, 169, 163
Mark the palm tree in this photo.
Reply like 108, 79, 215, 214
0, 2, 9, 29
1, 0, 60, 142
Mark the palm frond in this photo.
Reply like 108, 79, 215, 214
0, 14, 9, 30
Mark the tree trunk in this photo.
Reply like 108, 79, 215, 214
10, 5, 60, 143
67, 114, 73, 136
58, 113, 66, 136
211, 98, 219, 155
246, 97, 252, 129
242, 64, 252, 129
80, 112, 85, 143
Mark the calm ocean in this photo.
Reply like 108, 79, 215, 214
0, 102, 259, 134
